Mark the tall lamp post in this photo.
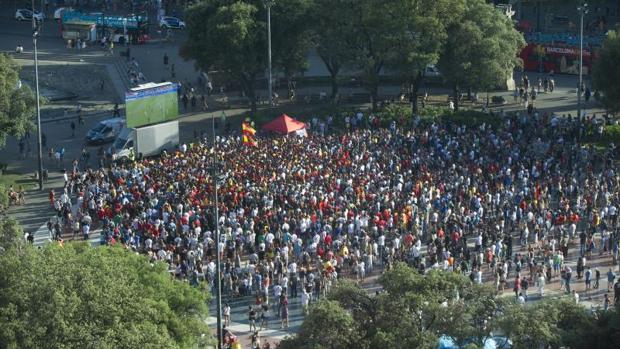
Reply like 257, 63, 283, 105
577, 2, 588, 120
213, 164, 223, 349
209, 116, 227, 349
32, 0, 43, 190
263, 0, 274, 106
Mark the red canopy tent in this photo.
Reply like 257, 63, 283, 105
261, 114, 306, 134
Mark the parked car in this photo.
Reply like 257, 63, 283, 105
159, 16, 185, 29
85, 118, 126, 145
15, 9, 45, 21
424, 64, 442, 78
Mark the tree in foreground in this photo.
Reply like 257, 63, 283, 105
593, 25, 620, 115
497, 297, 620, 349
0, 53, 36, 148
0, 237, 212, 349
279, 263, 502, 349
279, 262, 620, 349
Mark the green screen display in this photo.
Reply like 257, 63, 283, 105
125, 83, 179, 128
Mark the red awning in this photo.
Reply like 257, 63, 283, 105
261, 114, 306, 134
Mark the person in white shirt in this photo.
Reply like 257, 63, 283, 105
573, 290, 580, 304
301, 288, 310, 315
223, 303, 231, 326
288, 262, 297, 275
537, 272, 546, 297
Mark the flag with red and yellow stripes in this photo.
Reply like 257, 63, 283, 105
242, 122, 257, 147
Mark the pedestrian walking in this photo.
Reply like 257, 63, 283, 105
76, 103, 84, 125
537, 272, 545, 297
113, 103, 120, 117
70, 121, 76, 137
604, 293, 610, 310
565, 266, 573, 293
585, 267, 592, 297
595, 267, 600, 289
47, 218, 53, 239
248, 306, 257, 332
280, 298, 289, 330
223, 303, 231, 327
202, 95, 208, 111
513, 88, 518, 103
182, 94, 188, 111
607, 269, 616, 291
259, 303, 269, 330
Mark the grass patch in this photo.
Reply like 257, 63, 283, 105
0, 173, 38, 190
374, 103, 503, 129
583, 124, 620, 149
0, 172, 38, 207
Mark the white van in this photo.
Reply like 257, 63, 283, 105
85, 118, 125, 145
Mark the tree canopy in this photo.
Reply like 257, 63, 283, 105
0, 53, 36, 148
181, 0, 266, 112
279, 262, 620, 349
593, 25, 620, 114
437, 0, 525, 111
0, 240, 212, 349
181, 0, 525, 113
181, 0, 313, 112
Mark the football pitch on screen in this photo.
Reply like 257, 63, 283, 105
126, 92, 179, 128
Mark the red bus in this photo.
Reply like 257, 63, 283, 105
519, 43, 600, 75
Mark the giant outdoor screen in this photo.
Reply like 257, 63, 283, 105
125, 82, 179, 128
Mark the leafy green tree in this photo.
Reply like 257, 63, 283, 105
384, 0, 460, 114
0, 53, 36, 148
181, 0, 266, 113
278, 300, 363, 349
0, 243, 212, 349
593, 25, 620, 115
0, 217, 23, 254
437, 0, 525, 111
181, 0, 313, 112
285, 262, 620, 349
281, 263, 500, 349
344, 0, 402, 110
498, 297, 620, 349
271, 0, 314, 100
310, 0, 356, 101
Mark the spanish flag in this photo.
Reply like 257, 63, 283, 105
242, 122, 257, 147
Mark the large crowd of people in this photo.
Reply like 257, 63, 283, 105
46, 108, 620, 346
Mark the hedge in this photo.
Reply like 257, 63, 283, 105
374, 103, 502, 129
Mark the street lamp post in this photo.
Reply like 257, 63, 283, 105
213, 163, 223, 349
32, 0, 43, 190
209, 112, 226, 349
263, 0, 275, 106
577, 2, 588, 120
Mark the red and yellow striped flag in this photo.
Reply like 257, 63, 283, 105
242, 122, 257, 146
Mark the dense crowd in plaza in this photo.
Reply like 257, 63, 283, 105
46, 108, 620, 345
